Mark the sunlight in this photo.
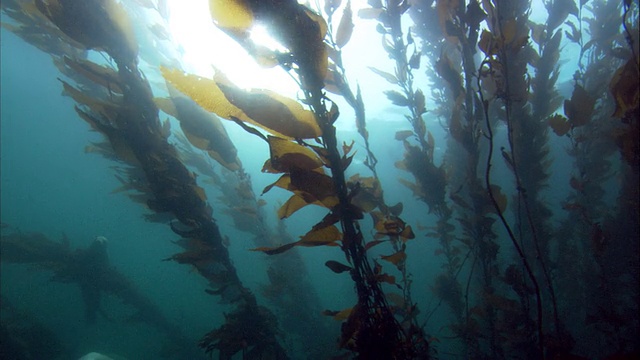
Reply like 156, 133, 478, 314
166, 0, 297, 94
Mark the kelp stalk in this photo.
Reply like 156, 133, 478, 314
477, 61, 544, 357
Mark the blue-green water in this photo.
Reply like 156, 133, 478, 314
1, 1, 638, 359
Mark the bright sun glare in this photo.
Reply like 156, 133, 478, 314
166, 0, 298, 95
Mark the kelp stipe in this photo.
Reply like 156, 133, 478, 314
323, 2, 429, 347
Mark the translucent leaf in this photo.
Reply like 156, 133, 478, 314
381, 249, 406, 265
547, 114, 571, 136
368, 66, 398, 84
209, 0, 253, 31
262, 174, 291, 195
300, 224, 341, 245
290, 170, 338, 208
161, 67, 321, 139
384, 90, 410, 107
335, 0, 354, 48
154, 97, 178, 117
278, 193, 313, 219
400, 225, 415, 240
268, 136, 324, 172
171, 96, 241, 171
489, 184, 508, 214
395, 130, 414, 141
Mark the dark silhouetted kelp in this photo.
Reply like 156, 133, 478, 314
1, 0, 638, 359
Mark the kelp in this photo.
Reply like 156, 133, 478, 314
3, 1, 288, 358
552, 1, 639, 357
407, 1, 508, 357
164, 0, 430, 358
3, 0, 639, 358
0, 231, 197, 356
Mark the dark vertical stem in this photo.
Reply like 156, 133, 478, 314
477, 65, 544, 358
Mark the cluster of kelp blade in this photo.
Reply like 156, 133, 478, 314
1, 0, 638, 359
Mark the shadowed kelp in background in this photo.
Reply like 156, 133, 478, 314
1, 0, 638, 359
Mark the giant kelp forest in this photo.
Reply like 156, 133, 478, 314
0, 0, 638, 359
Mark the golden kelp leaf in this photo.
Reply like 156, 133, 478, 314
268, 136, 324, 172
400, 225, 415, 240
290, 170, 338, 208
209, 0, 253, 31
368, 66, 398, 84
299, 224, 342, 245
381, 249, 406, 265
489, 184, 507, 214
250, 224, 340, 254
395, 130, 414, 141
350, 189, 379, 213
162, 67, 251, 123
161, 67, 321, 139
154, 97, 178, 117
296, 9, 329, 91
325, 260, 352, 273
548, 114, 571, 136
216, 81, 322, 139
478, 30, 498, 56
278, 193, 313, 219
262, 174, 291, 195
529, 21, 546, 46
335, 0, 354, 48
610, 59, 640, 119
